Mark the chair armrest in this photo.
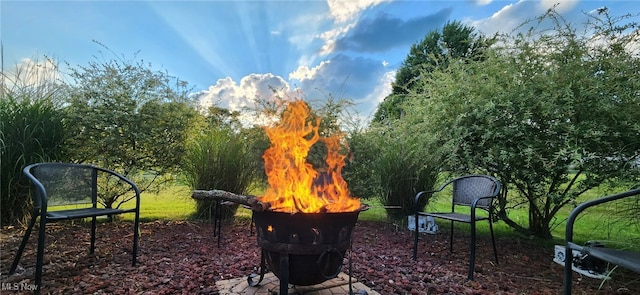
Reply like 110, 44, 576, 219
565, 188, 640, 243
469, 194, 498, 221
23, 169, 48, 210
414, 180, 455, 206
94, 166, 142, 205
414, 190, 436, 205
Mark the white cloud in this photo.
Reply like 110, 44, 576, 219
284, 12, 333, 67
326, 0, 390, 24
195, 54, 391, 127
194, 73, 292, 113
3, 57, 61, 90
288, 60, 331, 81
469, 1, 526, 35
317, 23, 356, 56
287, 13, 329, 50
370, 70, 395, 104
470, 0, 581, 36
287, 54, 389, 123
317, 0, 389, 56
357, 70, 394, 117
541, 0, 578, 13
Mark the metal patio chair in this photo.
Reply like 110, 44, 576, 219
563, 188, 640, 294
412, 174, 502, 280
9, 162, 141, 294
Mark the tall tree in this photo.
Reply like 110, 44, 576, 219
373, 21, 494, 123
402, 9, 640, 238
64, 48, 198, 209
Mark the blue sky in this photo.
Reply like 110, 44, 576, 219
2, 0, 638, 123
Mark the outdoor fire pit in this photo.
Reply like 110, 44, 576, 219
193, 99, 366, 294
252, 209, 359, 285
192, 190, 366, 294
248, 207, 367, 294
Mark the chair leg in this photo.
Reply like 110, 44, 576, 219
448, 220, 454, 254
9, 212, 38, 274
563, 246, 573, 295
90, 216, 97, 253
469, 220, 477, 280
132, 210, 140, 266
489, 220, 498, 264
35, 214, 47, 293
412, 213, 419, 260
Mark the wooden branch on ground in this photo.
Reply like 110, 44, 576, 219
191, 189, 271, 212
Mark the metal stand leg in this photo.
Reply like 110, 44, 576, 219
213, 199, 222, 248
248, 249, 267, 287
278, 254, 289, 295
349, 243, 354, 295
348, 241, 368, 295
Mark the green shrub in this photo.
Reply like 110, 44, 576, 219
182, 128, 259, 220
63, 53, 197, 210
377, 142, 439, 220
344, 123, 440, 220
343, 129, 383, 201
0, 94, 66, 225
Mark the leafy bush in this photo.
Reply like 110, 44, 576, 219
343, 129, 383, 201
63, 51, 197, 209
182, 128, 259, 220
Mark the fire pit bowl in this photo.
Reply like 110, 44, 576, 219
252, 208, 361, 286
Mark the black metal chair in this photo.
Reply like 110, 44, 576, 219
412, 174, 502, 280
9, 162, 141, 294
563, 188, 640, 294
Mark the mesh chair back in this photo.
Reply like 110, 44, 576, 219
29, 163, 96, 208
452, 175, 499, 209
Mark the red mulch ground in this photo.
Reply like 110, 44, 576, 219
1, 219, 638, 294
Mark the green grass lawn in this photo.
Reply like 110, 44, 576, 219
138, 186, 197, 222
120, 184, 639, 250
119, 185, 196, 222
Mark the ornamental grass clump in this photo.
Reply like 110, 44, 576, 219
182, 128, 259, 220
1, 59, 67, 225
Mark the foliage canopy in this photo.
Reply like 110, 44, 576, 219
401, 8, 640, 238
64, 49, 198, 209
373, 21, 495, 123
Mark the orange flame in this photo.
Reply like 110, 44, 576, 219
259, 100, 361, 213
